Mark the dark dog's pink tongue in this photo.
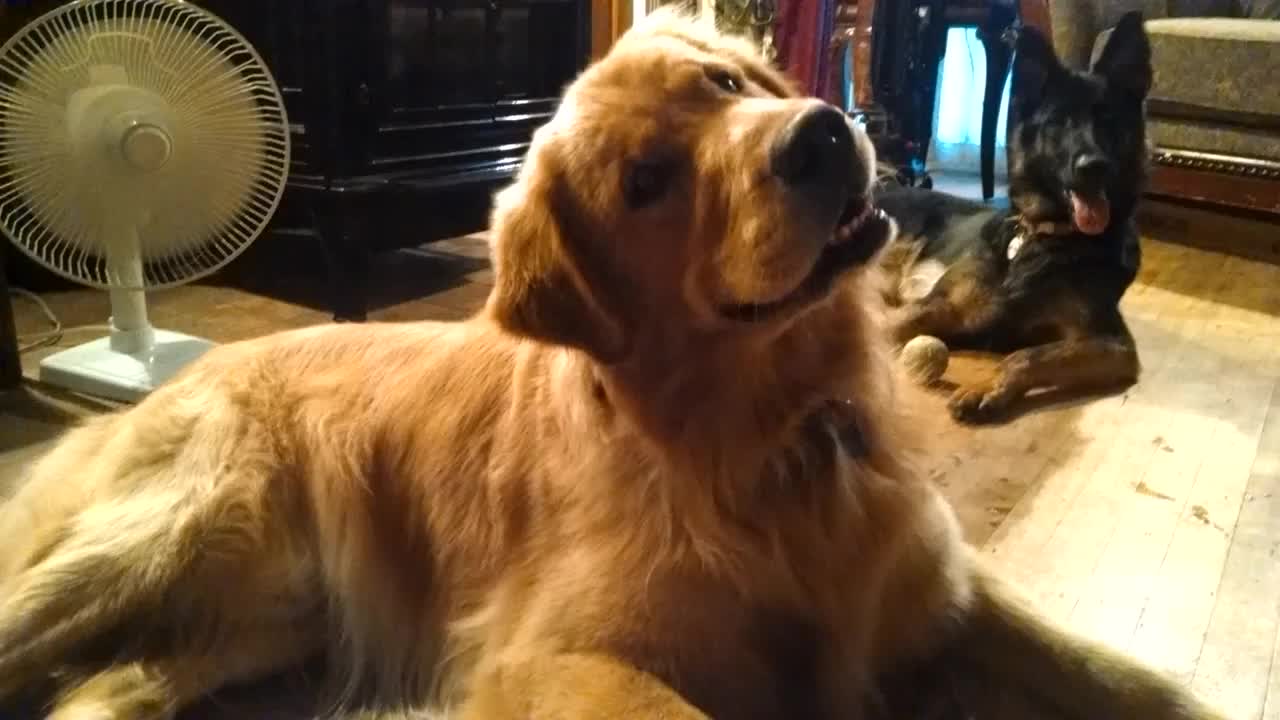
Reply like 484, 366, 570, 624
1070, 191, 1110, 235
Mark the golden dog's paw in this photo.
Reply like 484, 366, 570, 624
947, 383, 1010, 424
48, 699, 174, 720
47, 665, 177, 720
46, 703, 120, 720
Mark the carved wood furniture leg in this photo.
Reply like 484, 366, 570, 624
853, 0, 878, 111
314, 197, 370, 323
976, 1, 1017, 201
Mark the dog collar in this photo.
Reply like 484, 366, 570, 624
1007, 233, 1025, 260
818, 398, 868, 459
1008, 216, 1076, 260
1022, 219, 1075, 236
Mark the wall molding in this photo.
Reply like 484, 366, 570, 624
1151, 148, 1280, 181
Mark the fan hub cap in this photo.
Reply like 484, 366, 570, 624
120, 123, 172, 172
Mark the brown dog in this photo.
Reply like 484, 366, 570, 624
0, 10, 1226, 720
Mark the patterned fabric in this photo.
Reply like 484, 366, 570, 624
1094, 19, 1280, 115
1245, 0, 1280, 18
1050, 0, 1171, 69
1054, 0, 1280, 162
1149, 117, 1280, 160
1046, 0, 1275, 68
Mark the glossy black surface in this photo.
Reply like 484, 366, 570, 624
198, 0, 591, 319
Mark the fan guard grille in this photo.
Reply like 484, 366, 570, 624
0, 0, 290, 290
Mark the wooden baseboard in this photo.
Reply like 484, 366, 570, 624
1148, 148, 1280, 216
1139, 196, 1280, 264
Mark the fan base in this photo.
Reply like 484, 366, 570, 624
39, 329, 215, 403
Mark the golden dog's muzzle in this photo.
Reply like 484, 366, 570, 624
770, 104, 862, 222
721, 103, 891, 322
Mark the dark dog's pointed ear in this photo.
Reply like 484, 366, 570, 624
1094, 11, 1152, 99
485, 148, 632, 364
1011, 25, 1061, 109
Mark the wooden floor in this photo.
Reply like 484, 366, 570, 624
906, 200, 1280, 719
3, 197, 1280, 716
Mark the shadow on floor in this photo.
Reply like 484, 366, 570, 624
214, 232, 491, 319
900, 352, 1093, 547
1137, 200, 1280, 319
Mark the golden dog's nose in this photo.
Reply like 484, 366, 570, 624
771, 104, 855, 192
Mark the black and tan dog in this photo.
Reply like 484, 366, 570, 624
877, 13, 1150, 423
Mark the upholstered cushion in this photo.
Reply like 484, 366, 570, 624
1048, 0, 1278, 68
1087, 17, 1280, 160
1052, 0, 1169, 68
1243, 0, 1280, 18
1149, 116, 1280, 160
1094, 18, 1280, 118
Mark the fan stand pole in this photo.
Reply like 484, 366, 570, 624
108, 285, 154, 353
107, 230, 155, 354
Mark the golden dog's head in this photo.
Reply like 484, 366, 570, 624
485, 9, 892, 363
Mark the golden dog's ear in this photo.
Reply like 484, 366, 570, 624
486, 165, 631, 363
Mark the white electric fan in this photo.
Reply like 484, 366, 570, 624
0, 0, 290, 402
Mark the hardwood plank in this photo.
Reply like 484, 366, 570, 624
1125, 324, 1274, 686
1033, 325, 1201, 622
934, 229, 1183, 548
982, 245, 1223, 617
1064, 280, 1241, 645
934, 392, 1079, 547
1010, 301, 1220, 621
1193, 373, 1280, 719
1264, 397, 1280, 717
992, 394, 1125, 620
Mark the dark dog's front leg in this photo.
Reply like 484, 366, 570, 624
949, 334, 1139, 423
889, 299, 954, 346
889, 259, 1007, 347
890, 294, 1006, 348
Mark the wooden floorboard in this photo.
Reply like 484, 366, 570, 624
1125, 329, 1272, 685
983, 246, 1225, 617
1066, 306, 1231, 657
1062, 271, 1241, 640
979, 236, 1280, 714
1262, 388, 1280, 720
1193, 373, 1280, 719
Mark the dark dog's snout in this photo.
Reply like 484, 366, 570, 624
1073, 153, 1112, 188
772, 105, 855, 191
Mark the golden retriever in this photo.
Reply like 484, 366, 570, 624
0, 9, 1226, 720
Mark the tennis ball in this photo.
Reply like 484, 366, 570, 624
900, 335, 949, 385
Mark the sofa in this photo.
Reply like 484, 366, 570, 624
1043, 0, 1280, 213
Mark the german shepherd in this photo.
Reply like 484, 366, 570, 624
876, 13, 1150, 424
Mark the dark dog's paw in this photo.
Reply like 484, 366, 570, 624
948, 384, 1010, 424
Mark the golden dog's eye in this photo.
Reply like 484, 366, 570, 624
624, 159, 672, 209
706, 67, 742, 94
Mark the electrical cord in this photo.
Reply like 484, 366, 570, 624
8, 288, 111, 353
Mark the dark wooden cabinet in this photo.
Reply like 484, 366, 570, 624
199, 0, 592, 319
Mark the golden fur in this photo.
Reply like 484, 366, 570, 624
0, 10, 1227, 720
